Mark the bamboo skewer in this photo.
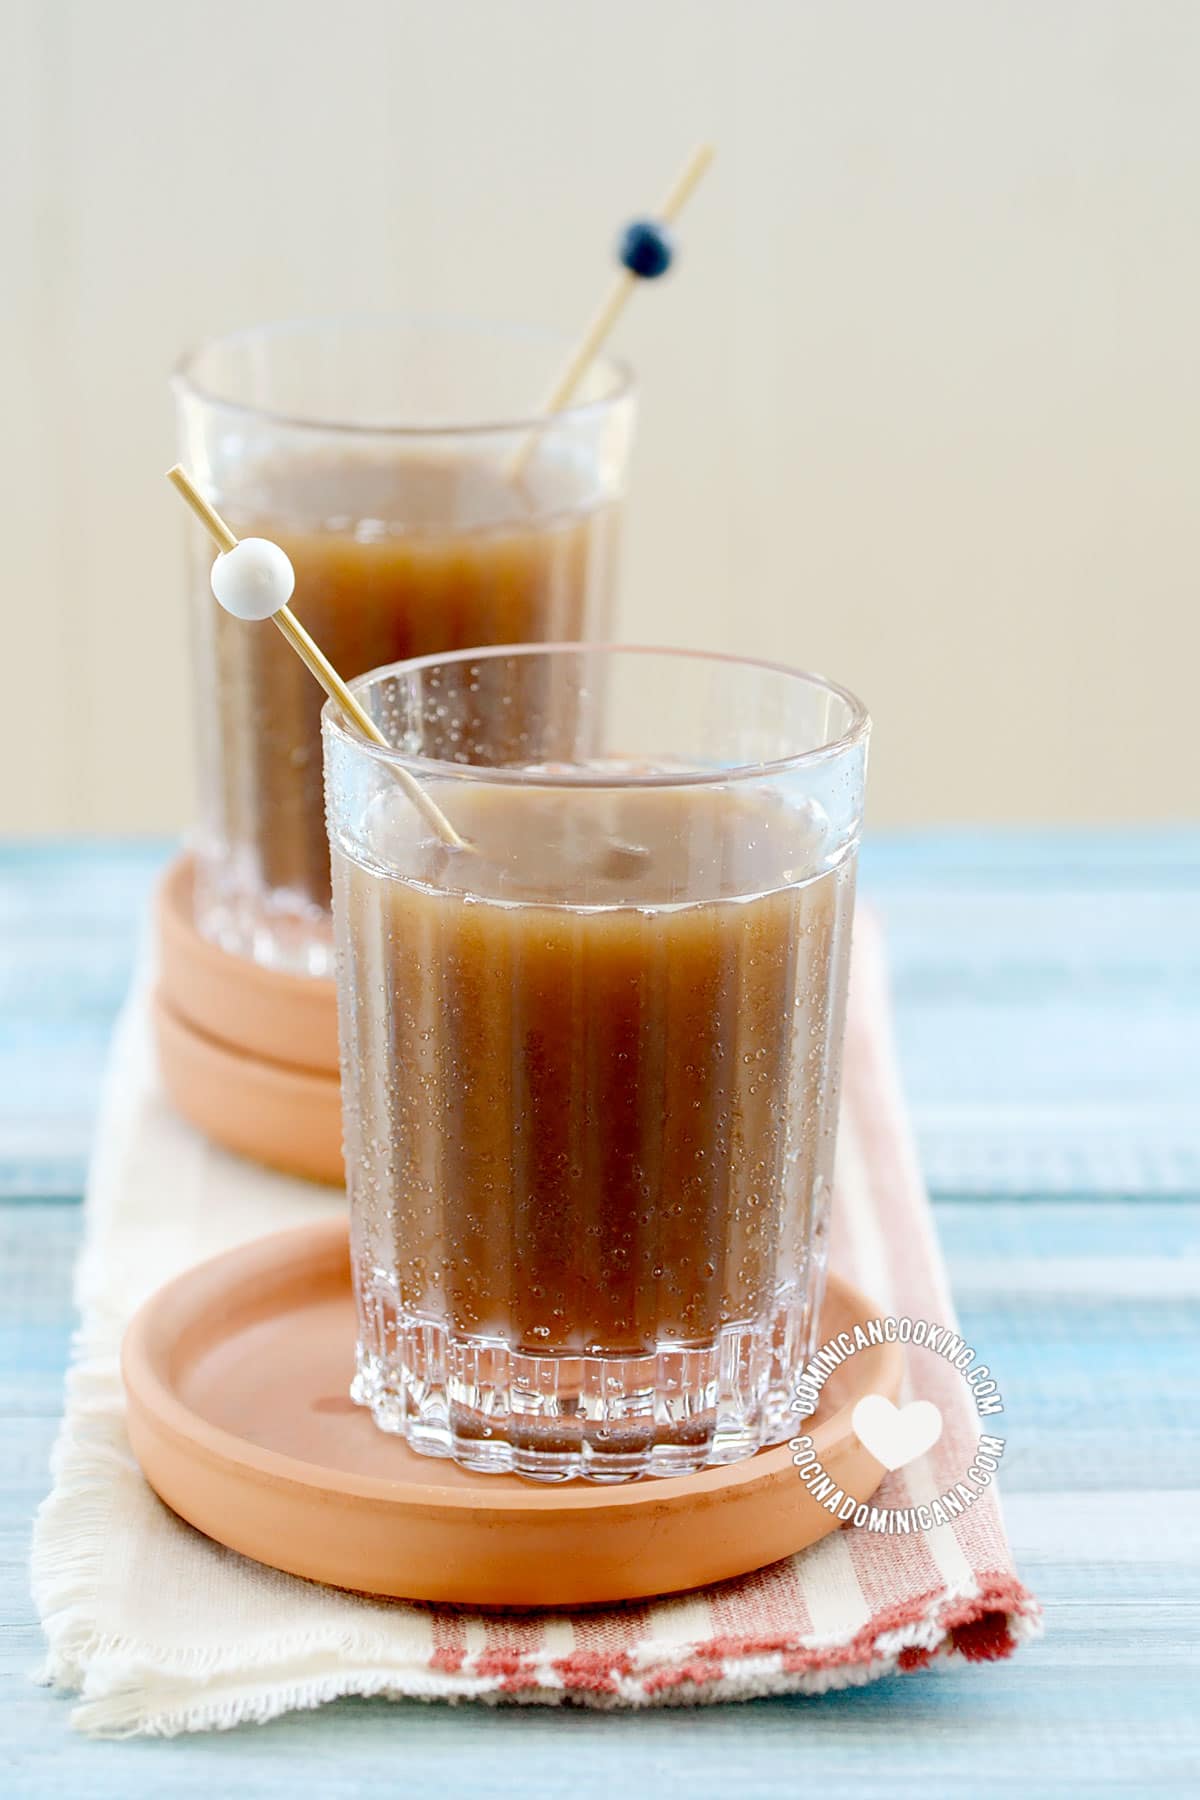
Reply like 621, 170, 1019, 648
166, 465, 468, 852
166, 148, 712, 849
507, 142, 714, 480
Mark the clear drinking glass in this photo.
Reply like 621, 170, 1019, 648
174, 317, 635, 976
325, 645, 870, 1483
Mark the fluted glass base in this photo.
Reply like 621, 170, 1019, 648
351, 1269, 825, 1483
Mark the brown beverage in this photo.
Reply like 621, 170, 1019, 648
333, 777, 856, 1476
195, 452, 618, 926
326, 645, 869, 1481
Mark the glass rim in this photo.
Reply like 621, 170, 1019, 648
323, 643, 871, 790
171, 312, 636, 439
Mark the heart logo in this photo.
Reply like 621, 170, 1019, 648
852, 1394, 943, 1472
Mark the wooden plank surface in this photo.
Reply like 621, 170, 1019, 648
3, 833, 1198, 1795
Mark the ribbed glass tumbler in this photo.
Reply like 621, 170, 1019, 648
175, 316, 634, 975
324, 645, 869, 1481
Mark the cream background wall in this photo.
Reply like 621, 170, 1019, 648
3, 0, 1197, 831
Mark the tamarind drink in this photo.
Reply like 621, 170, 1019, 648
191, 452, 617, 969
325, 663, 865, 1485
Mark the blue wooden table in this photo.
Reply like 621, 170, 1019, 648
4, 834, 1198, 1795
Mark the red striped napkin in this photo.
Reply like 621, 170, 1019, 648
34, 911, 1039, 1733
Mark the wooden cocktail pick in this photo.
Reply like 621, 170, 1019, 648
166, 465, 467, 851
508, 142, 714, 479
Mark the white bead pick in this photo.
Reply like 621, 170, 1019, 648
210, 538, 296, 621
169, 465, 467, 851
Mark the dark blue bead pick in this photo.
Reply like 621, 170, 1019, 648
618, 218, 674, 279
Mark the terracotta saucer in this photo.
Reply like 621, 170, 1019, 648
154, 996, 345, 1186
153, 853, 344, 1183
122, 1220, 901, 1608
156, 854, 339, 1074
